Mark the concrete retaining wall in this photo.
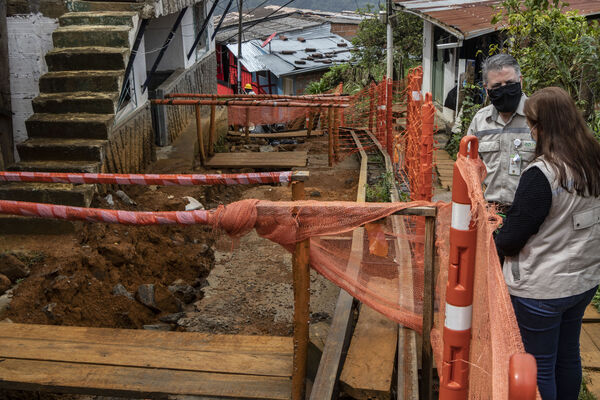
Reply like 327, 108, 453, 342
152, 49, 216, 146
6, 13, 58, 160
106, 101, 155, 173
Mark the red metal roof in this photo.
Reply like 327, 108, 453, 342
395, 0, 600, 39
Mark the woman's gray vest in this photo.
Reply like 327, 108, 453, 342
503, 157, 600, 299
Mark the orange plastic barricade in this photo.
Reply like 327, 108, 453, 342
439, 136, 479, 400
509, 354, 537, 400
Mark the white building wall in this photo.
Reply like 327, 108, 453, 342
145, 10, 190, 71
144, 1, 215, 72
421, 21, 434, 95
7, 13, 58, 159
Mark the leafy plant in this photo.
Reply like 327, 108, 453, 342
366, 171, 394, 202
491, 0, 600, 126
213, 133, 229, 153
579, 373, 596, 400
351, 4, 423, 79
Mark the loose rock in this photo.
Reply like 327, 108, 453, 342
168, 280, 197, 304
112, 283, 134, 300
136, 284, 157, 311
259, 145, 275, 152
115, 190, 137, 206
183, 196, 205, 211
159, 312, 186, 323
42, 303, 57, 319
143, 323, 173, 331
0, 254, 30, 281
0, 274, 11, 295
309, 190, 322, 198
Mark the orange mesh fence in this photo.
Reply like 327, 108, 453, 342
228, 105, 308, 126
0, 150, 529, 398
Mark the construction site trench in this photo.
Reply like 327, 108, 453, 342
0, 114, 364, 399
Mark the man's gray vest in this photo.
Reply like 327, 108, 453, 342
468, 95, 533, 205
503, 158, 600, 299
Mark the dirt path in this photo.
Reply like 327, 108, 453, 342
0, 113, 360, 398
179, 136, 360, 336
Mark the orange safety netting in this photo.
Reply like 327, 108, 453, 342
1, 154, 526, 398
227, 85, 346, 128
228, 104, 309, 127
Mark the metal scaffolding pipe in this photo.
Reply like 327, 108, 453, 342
152, 99, 348, 108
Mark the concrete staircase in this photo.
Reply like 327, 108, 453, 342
0, 9, 139, 232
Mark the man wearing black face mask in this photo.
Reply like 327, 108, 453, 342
467, 54, 535, 212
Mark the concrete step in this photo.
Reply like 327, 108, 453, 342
46, 47, 128, 71
0, 216, 78, 235
53, 25, 131, 48
39, 70, 123, 93
8, 160, 102, 174
17, 138, 107, 162
59, 11, 137, 27
26, 113, 113, 140
33, 92, 119, 114
0, 182, 95, 207
69, 1, 145, 13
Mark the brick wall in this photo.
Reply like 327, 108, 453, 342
330, 23, 359, 41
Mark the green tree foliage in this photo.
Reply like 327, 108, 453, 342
351, 5, 423, 79
491, 0, 600, 124
445, 84, 484, 159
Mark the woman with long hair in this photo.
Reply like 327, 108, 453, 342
495, 86, 600, 399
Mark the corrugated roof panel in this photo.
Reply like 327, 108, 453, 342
396, 0, 600, 38
225, 42, 268, 72
255, 54, 295, 76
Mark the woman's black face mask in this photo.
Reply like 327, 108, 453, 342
487, 81, 522, 113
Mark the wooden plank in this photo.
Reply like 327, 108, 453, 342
310, 130, 366, 400
583, 324, 600, 350
0, 358, 291, 400
338, 130, 398, 400
228, 130, 323, 138
362, 128, 419, 399
581, 325, 600, 369
584, 305, 600, 323
365, 131, 419, 400
420, 216, 436, 400
0, 323, 291, 355
206, 151, 308, 168
340, 305, 398, 400
0, 336, 292, 377
292, 180, 310, 400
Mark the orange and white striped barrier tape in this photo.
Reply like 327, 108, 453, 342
0, 171, 295, 186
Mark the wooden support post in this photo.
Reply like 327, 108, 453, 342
333, 108, 340, 162
421, 214, 436, 400
368, 84, 375, 133
306, 112, 314, 137
292, 180, 310, 400
328, 107, 334, 167
208, 104, 216, 156
244, 107, 250, 138
195, 104, 205, 165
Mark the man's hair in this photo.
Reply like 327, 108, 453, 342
482, 54, 521, 85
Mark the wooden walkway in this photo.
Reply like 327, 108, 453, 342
582, 306, 600, 396
0, 323, 293, 399
228, 130, 323, 138
205, 151, 308, 168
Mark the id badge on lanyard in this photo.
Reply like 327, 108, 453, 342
508, 138, 522, 176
